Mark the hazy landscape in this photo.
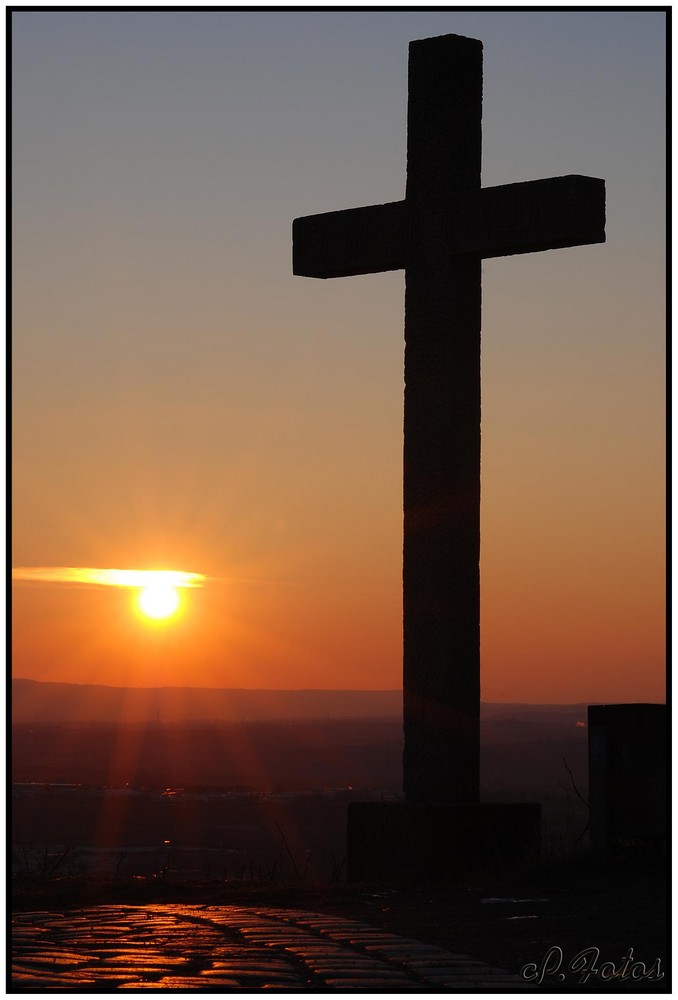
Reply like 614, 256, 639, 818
12, 679, 590, 882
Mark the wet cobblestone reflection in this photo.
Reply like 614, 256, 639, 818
12, 904, 529, 990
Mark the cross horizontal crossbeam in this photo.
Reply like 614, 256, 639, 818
293, 174, 605, 279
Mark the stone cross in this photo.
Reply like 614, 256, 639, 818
293, 34, 605, 805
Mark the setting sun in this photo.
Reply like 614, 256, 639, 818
12, 565, 206, 627
138, 582, 180, 620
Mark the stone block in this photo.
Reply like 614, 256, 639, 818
588, 703, 666, 858
347, 801, 540, 883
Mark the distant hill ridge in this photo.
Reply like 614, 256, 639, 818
12, 678, 403, 723
12, 678, 589, 724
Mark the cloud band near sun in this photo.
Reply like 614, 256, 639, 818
11, 567, 206, 588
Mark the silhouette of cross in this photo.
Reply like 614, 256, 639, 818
293, 34, 605, 804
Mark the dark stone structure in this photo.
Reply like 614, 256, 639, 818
294, 34, 605, 879
588, 704, 666, 859
347, 802, 541, 882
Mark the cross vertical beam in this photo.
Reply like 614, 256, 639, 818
403, 36, 482, 803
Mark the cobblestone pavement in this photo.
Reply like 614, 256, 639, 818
11, 904, 530, 991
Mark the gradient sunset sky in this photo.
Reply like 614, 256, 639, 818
12, 10, 665, 701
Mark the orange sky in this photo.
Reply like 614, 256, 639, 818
12, 12, 665, 702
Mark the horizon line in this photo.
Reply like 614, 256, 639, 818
11, 678, 648, 706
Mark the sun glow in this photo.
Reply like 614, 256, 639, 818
138, 581, 180, 620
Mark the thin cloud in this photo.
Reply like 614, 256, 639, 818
11, 567, 207, 588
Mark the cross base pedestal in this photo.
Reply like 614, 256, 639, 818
347, 801, 541, 884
